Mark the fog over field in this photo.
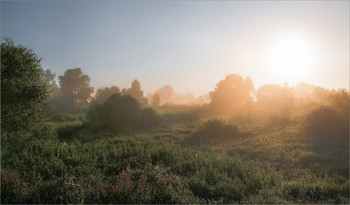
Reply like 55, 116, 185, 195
1, 0, 349, 204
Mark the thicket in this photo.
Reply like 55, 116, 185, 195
87, 94, 160, 133
304, 105, 349, 152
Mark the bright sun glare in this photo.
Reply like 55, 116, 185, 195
265, 34, 317, 84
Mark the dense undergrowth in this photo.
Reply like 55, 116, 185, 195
1, 112, 349, 204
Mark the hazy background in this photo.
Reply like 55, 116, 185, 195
1, 1, 349, 96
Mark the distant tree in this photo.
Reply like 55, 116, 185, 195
92, 86, 120, 105
256, 84, 295, 116
209, 74, 255, 114
157, 85, 174, 105
329, 89, 349, 114
151, 93, 160, 107
41, 69, 59, 95
129, 79, 144, 100
173, 92, 197, 105
1, 38, 54, 142
58, 68, 94, 106
121, 79, 148, 106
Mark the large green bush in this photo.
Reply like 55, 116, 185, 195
185, 119, 242, 145
87, 94, 160, 133
1, 38, 55, 143
305, 105, 349, 148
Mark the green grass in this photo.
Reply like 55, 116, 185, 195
1, 113, 349, 204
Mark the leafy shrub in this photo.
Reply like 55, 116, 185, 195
87, 94, 160, 133
185, 119, 241, 144
305, 105, 349, 148
203, 118, 240, 137
139, 108, 161, 130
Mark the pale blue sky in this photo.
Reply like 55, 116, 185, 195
1, 1, 349, 95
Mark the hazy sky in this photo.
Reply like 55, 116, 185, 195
2, 1, 349, 96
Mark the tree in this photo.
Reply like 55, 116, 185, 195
129, 79, 144, 100
156, 85, 174, 105
41, 69, 59, 95
151, 93, 160, 107
1, 38, 53, 142
121, 79, 147, 106
209, 74, 255, 114
58, 68, 94, 106
329, 89, 349, 114
256, 84, 295, 116
92, 86, 120, 105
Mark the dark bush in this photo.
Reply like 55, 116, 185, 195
305, 105, 349, 148
139, 108, 161, 130
203, 118, 240, 138
185, 119, 241, 145
87, 94, 160, 133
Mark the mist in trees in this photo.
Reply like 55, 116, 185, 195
92, 86, 121, 105
120, 79, 148, 106
2, 38, 348, 153
209, 74, 255, 115
41, 69, 59, 94
58, 68, 94, 106
47, 68, 94, 113
147, 85, 210, 106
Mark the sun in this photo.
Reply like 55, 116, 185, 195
265, 34, 317, 84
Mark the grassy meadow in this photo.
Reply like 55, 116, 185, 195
2, 108, 349, 204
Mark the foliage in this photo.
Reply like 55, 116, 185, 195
58, 68, 94, 107
1, 38, 54, 143
151, 93, 160, 107
305, 105, 349, 148
87, 94, 160, 133
256, 84, 295, 116
49, 113, 82, 123
120, 79, 148, 106
185, 119, 242, 145
209, 74, 255, 114
92, 86, 120, 105
41, 69, 59, 95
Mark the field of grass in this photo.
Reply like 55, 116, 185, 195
1, 111, 349, 204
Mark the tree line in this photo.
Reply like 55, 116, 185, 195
2, 38, 349, 145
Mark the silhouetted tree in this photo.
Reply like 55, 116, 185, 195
92, 86, 120, 105
256, 84, 295, 116
209, 74, 255, 114
329, 89, 349, 114
58, 68, 94, 107
151, 93, 160, 107
157, 85, 174, 105
120, 79, 147, 106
